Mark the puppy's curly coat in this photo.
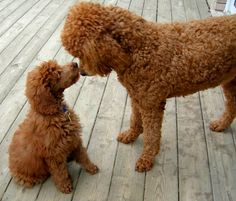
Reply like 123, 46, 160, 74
9, 61, 98, 193
61, 2, 236, 172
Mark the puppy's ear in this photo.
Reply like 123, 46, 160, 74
26, 66, 60, 115
83, 34, 131, 76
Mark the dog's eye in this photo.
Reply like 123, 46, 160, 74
115, 36, 123, 44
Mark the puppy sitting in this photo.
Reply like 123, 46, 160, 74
8, 60, 98, 193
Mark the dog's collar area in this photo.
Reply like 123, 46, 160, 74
62, 104, 68, 113
61, 104, 71, 122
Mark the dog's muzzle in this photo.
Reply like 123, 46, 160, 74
79, 69, 88, 76
80, 72, 87, 76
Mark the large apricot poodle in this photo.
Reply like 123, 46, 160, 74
61, 2, 236, 172
8, 60, 98, 193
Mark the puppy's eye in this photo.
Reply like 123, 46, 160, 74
113, 35, 123, 45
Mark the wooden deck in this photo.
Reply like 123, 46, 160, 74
0, 0, 236, 200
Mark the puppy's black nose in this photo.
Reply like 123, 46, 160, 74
72, 62, 78, 68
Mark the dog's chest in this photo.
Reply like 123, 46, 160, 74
44, 112, 81, 143
58, 112, 81, 137
42, 117, 81, 156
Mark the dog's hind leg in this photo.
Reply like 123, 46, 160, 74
10, 156, 49, 188
13, 173, 49, 188
117, 101, 143, 144
210, 77, 236, 132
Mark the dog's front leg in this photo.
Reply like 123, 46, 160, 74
117, 100, 143, 143
135, 101, 166, 172
45, 157, 73, 193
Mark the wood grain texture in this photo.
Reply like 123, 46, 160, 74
0, 0, 235, 201
200, 88, 236, 201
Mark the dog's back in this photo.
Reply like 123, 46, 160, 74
153, 14, 236, 97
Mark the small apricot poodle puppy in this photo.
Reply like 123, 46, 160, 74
8, 60, 98, 193
61, 2, 236, 172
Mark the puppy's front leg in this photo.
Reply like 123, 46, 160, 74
74, 145, 99, 174
45, 157, 72, 193
117, 101, 143, 143
135, 101, 166, 172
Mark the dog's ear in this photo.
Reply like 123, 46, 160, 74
83, 34, 131, 76
83, 38, 112, 76
25, 64, 60, 115
31, 83, 59, 115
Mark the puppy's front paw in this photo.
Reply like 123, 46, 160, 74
117, 130, 138, 144
58, 179, 73, 194
86, 164, 99, 175
209, 120, 228, 132
135, 156, 154, 172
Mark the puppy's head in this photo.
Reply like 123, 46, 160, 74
26, 60, 79, 115
61, 2, 132, 77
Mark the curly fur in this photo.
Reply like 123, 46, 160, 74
61, 2, 236, 172
8, 60, 98, 193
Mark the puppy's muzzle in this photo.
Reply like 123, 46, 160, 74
72, 62, 78, 68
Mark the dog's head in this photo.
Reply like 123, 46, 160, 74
61, 2, 132, 77
77, 35, 132, 77
26, 60, 79, 115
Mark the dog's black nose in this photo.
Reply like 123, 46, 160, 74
72, 62, 78, 68
80, 72, 87, 76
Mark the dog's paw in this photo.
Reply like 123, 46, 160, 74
117, 130, 138, 144
209, 120, 228, 132
135, 157, 154, 172
86, 164, 99, 175
58, 179, 73, 194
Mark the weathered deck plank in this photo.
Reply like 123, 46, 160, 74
0, 0, 52, 53
107, 97, 146, 201
184, 0, 200, 20
0, 0, 65, 78
0, 0, 63, 82
0, 0, 15, 13
195, 0, 211, 19
72, 71, 127, 201
0, 0, 27, 25
171, 0, 186, 21
177, 94, 213, 201
200, 88, 236, 201
0, 0, 39, 36
156, 0, 171, 22
0, 0, 236, 201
